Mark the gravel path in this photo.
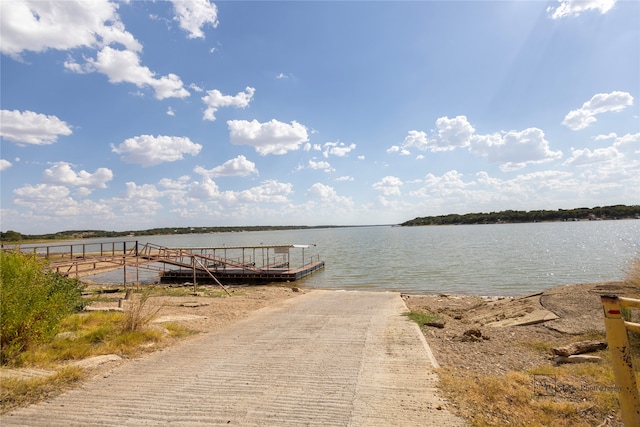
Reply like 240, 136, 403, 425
3, 290, 464, 426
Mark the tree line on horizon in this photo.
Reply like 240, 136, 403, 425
2, 205, 639, 242
401, 205, 640, 226
0, 225, 343, 243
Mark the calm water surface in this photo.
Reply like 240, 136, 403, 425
83, 220, 639, 296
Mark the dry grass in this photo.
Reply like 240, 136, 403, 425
438, 344, 640, 426
625, 254, 640, 290
1, 366, 84, 414
121, 290, 161, 332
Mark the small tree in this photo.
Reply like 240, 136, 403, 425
0, 251, 85, 365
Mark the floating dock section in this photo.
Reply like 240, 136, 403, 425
158, 244, 325, 285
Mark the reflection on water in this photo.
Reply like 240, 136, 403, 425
83, 220, 639, 296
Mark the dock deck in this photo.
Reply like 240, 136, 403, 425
159, 260, 325, 284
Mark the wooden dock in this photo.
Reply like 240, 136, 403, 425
4, 241, 324, 286
158, 260, 325, 284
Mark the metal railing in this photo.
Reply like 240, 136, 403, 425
601, 294, 640, 426
3, 241, 322, 282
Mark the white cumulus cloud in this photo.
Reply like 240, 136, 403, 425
170, 0, 218, 39
158, 176, 191, 190
112, 135, 202, 166
322, 141, 356, 158
42, 162, 113, 189
188, 177, 220, 199
594, 132, 617, 141
372, 176, 403, 196
434, 115, 476, 151
1, 1, 190, 100
547, 0, 616, 19
562, 91, 633, 131
194, 155, 258, 178
0, 110, 72, 145
202, 87, 255, 121
236, 180, 293, 203
80, 46, 190, 100
395, 115, 562, 171
563, 147, 622, 166
306, 183, 352, 206
613, 133, 640, 155
470, 128, 563, 171
123, 182, 162, 200
0, 0, 140, 57
308, 159, 334, 172
400, 130, 431, 152
227, 119, 309, 155
0, 159, 12, 171
397, 116, 475, 153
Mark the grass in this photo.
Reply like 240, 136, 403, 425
625, 254, 640, 290
403, 310, 440, 325
2, 287, 198, 412
83, 285, 233, 299
438, 363, 627, 426
438, 333, 640, 427
1, 366, 85, 414
15, 311, 170, 367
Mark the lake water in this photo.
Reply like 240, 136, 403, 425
83, 220, 639, 296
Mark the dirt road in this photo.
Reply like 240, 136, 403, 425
3, 290, 465, 426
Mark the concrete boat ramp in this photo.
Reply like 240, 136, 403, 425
3, 291, 465, 426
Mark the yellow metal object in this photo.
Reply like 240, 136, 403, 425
601, 294, 640, 426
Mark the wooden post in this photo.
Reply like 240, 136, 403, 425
193, 257, 230, 296
601, 294, 640, 426
192, 255, 197, 293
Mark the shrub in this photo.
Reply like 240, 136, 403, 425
625, 253, 640, 291
120, 289, 161, 332
0, 251, 85, 365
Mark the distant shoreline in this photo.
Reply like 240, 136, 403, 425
401, 205, 640, 227
2, 204, 639, 242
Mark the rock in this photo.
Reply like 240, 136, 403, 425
291, 287, 300, 292
551, 340, 607, 357
461, 328, 489, 342
84, 306, 123, 312
180, 302, 209, 307
69, 354, 122, 369
425, 320, 446, 329
554, 355, 603, 364
464, 328, 482, 337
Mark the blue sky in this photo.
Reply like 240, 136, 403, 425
1, 0, 638, 234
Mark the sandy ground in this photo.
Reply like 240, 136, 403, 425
403, 281, 639, 426
403, 281, 638, 376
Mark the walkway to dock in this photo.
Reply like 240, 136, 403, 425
7, 241, 323, 285
3, 291, 465, 426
